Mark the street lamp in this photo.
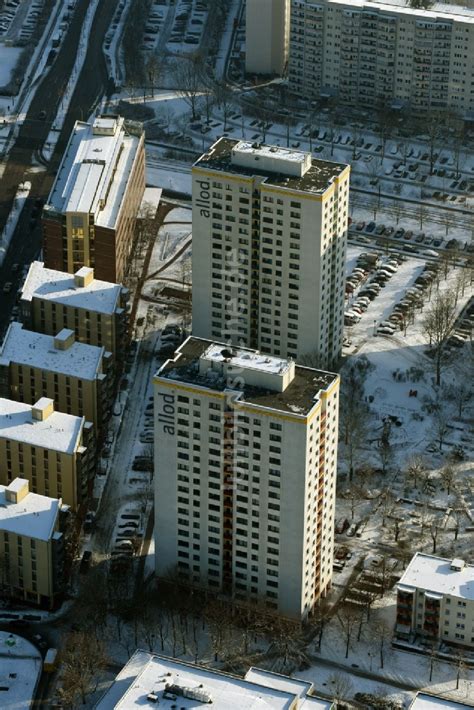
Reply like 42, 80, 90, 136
373, 319, 377, 336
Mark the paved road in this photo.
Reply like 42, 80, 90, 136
0, 0, 118, 336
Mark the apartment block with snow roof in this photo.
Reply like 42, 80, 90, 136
20, 261, 129, 363
396, 552, 474, 649
0, 478, 67, 608
0, 397, 94, 510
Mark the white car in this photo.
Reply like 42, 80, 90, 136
377, 326, 395, 335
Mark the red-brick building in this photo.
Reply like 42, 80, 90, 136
42, 115, 145, 283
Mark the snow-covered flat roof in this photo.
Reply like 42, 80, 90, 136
96, 652, 307, 709
0, 632, 42, 708
410, 693, 473, 709
0, 323, 105, 381
398, 553, 474, 601
0, 482, 60, 541
234, 140, 309, 164
21, 261, 123, 314
203, 343, 292, 376
0, 398, 83, 453
46, 116, 142, 229
327, 0, 474, 23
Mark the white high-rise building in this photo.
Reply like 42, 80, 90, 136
154, 337, 340, 620
246, 0, 290, 75
192, 138, 349, 368
289, 0, 474, 114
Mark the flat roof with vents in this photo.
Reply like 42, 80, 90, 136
0, 479, 60, 541
397, 553, 474, 601
96, 651, 333, 709
0, 322, 105, 381
0, 397, 85, 453
45, 115, 142, 229
21, 261, 124, 315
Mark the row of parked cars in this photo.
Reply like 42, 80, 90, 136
353, 220, 445, 250
168, 0, 207, 48
383, 262, 440, 334
446, 297, 474, 350
345, 252, 403, 328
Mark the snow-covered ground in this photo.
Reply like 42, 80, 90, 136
0, 45, 22, 87
0, 180, 30, 266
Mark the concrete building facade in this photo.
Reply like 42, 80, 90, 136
396, 553, 474, 650
20, 261, 129, 363
42, 115, 145, 283
289, 0, 474, 114
154, 337, 340, 620
246, 0, 290, 75
0, 478, 66, 609
192, 138, 349, 368
0, 397, 94, 510
0, 323, 112, 431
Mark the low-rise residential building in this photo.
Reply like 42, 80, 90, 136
410, 694, 473, 710
154, 337, 339, 620
96, 651, 333, 708
396, 553, 474, 649
0, 323, 112, 431
0, 478, 66, 609
42, 115, 145, 283
0, 397, 94, 510
20, 261, 129, 363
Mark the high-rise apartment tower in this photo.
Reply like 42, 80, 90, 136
192, 138, 349, 368
154, 337, 340, 620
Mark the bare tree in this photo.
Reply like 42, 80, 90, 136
327, 672, 354, 706
429, 516, 442, 554
450, 506, 464, 541
309, 597, 332, 649
213, 80, 234, 132
429, 646, 437, 682
432, 404, 449, 451
371, 616, 392, 669
172, 56, 203, 121
405, 455, 427, 490
440, 464, 457, 495
379, 488, 396, 527
146, 56, 161, 99
337, 605, 360, 658
59, 632, 107, 706
452, 381, 472, 419
455, 653, 466, 690
205, 599, 231, 662
422, 290, 458, 385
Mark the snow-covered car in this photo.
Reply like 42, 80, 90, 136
377, 326, 395, 335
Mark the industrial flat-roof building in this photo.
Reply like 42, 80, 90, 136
20, 261, 129, 362
396, 553, 474, 649
0, 478, 66, 609
0, 397, 94, 510
96, 651, 334, 708
154, 337, 339, 620
410, 694, 474, 710
42, 115, 145, 283
0, 323, 113, 431
192, 138, 349, 368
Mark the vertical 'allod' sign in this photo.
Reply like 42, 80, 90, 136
157, 392, 175, 435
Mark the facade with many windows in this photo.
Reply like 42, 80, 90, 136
192, 138, 349, 368
0, 397, 94, 511
154, 337, 340, 620
396, 553, 474, 649
20, 261, 129, 365
0, 323, 112, 432
0, 478, 66, 609
42, 116, 145, 283
289, 0, 474, 114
